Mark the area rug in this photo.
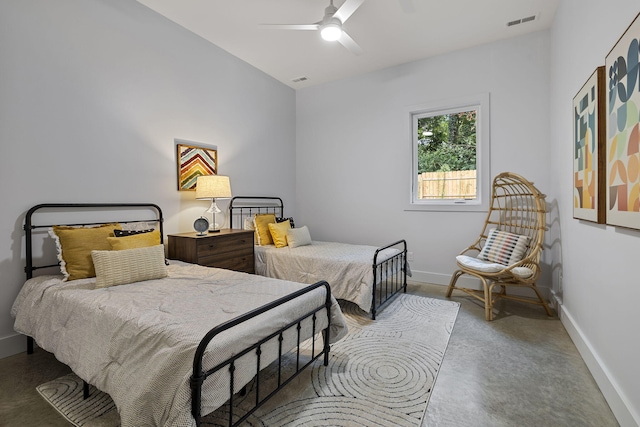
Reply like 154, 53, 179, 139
37, 294, 459, 427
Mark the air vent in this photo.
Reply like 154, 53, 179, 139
507, 14, 537, 27
292, 76, 308, 83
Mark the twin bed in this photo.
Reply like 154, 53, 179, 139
12, 200, 408, 426
229, 196, 409, 320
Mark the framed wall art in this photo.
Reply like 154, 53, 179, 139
605, 12, 640, 229
573, 67, 606, 223
176, 141, 217, 191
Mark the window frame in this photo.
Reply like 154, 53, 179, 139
405, 93, 491, 212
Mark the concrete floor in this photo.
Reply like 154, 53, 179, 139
0, 283, 618, 427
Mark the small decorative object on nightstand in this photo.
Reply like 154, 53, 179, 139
193, 217, 209, 236
168, 229, 254, 274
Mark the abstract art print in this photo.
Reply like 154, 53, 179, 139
176, 141, 217, 191
606, 12, 640, 229
573, 67, 605, 223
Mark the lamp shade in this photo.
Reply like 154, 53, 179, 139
195, 175, 232, 200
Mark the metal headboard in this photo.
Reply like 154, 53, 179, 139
24, 203, 164, 280
229, 196, 284, 229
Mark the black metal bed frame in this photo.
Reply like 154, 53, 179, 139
229, 196, 408, 319
22, 203, 333, 427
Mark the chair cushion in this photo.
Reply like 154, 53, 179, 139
457, 255, 534, 279
457, 255, 506, 272
477, 229, 529, 265
511, 267, 535, 279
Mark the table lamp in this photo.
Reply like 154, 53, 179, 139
195, 175, 232, 232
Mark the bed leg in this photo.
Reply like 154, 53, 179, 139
321, 330, 331, 366
27, 337, 34, 354
83, 381, 89, 399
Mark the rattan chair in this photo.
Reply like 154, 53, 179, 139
446, 172, 553, 321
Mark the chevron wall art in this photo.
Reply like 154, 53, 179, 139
176, 142, 218, 191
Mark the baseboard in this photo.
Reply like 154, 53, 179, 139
414, 272, 637, 426
559, 304, 639, 427
409, 269, 552, 300
410, 270, 481, 288
0, 333, 26, 359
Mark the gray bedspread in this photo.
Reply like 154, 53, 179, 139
12, 262, 347, 427
255, 241, 407, 312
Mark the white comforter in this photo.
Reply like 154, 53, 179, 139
12, 262, 347, 427
255, 241, 407, 313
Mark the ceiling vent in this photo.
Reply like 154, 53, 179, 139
507, 14, 537, 27
292, 76, 308, 83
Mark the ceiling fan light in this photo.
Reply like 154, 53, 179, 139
321, 23, 342, 41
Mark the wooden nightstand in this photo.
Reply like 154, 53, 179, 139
168, 229, 254, 274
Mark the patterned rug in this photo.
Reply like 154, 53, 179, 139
37, 294, 459, 427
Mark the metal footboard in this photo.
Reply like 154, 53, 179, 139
191, 280, 332, 427
371, 240, 408, 320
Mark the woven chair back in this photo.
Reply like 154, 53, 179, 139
479, 172, 547, 270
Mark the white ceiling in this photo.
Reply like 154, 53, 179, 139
136, 0, 559, 89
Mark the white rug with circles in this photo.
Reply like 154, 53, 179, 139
37, 294, 459, 427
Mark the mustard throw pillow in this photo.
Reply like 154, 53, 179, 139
108, 229, 161, 250
268, 220, 291, 248
254, 214, 276, 245
50, 223, 121, 281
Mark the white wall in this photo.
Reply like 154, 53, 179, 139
295, 31, 552, 288
549, 1, 640, 425
0, 0, 296, 357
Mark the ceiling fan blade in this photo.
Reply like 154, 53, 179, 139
334, 0, 365, 23
258, 24, 319, 30
338, 31, 364, 56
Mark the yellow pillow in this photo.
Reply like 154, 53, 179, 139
107, 229, 161, 250
254, 214, 276, 245
50, 223, 121, 281
268, 220, 291, 248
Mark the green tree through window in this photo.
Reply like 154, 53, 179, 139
417, 110, 476, 173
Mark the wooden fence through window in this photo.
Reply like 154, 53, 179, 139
418, 170, 477, 199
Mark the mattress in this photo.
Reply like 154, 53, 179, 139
12, 261, 347, 427
254, 241, 407, 312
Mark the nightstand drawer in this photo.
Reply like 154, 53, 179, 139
203, 251, 254, 273
197, 233, 252, 257
199, 246, 253, 267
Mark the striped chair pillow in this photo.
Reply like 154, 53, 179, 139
477, 229, 530, 266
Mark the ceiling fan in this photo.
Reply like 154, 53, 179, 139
259, 0, 366, 56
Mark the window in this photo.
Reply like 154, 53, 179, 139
407, 93, 490, 212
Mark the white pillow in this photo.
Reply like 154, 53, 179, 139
91, 244, 168, 288
286, 226, 312, 248
243, 215, 255, 231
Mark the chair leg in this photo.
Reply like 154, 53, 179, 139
446, 270, 464, 297
530, 284, 554, 317
482, 278, 493, 321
